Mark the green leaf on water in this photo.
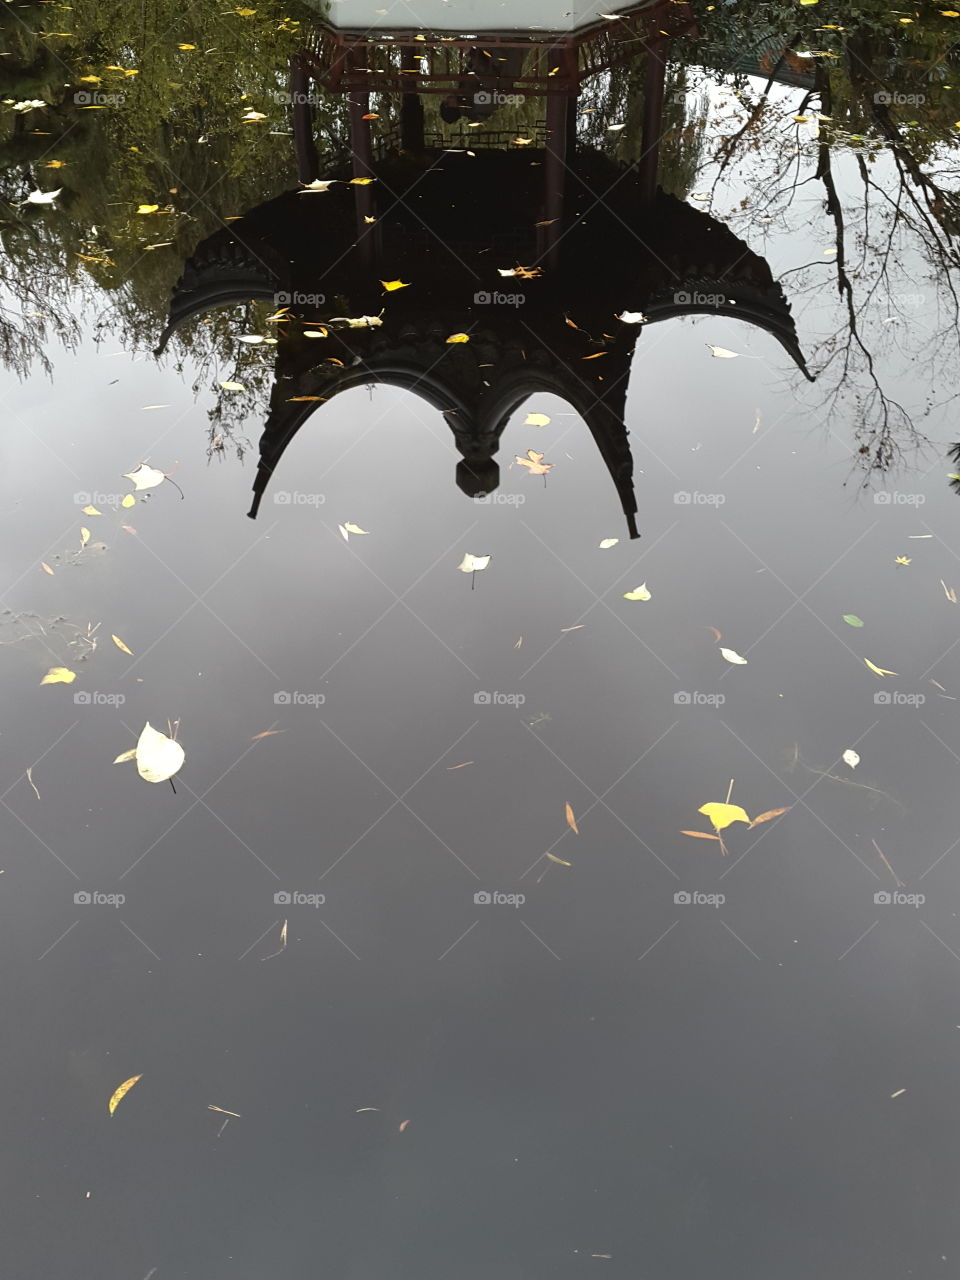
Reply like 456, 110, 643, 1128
843, 614, 864, 627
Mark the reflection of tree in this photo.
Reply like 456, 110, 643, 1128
679, 4, 960, 478
0, 0, 344, 380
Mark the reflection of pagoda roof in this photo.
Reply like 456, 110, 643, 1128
158, 148, 813, 535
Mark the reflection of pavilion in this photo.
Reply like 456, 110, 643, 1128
158, 142, 813, 538
291, 0, 697, 263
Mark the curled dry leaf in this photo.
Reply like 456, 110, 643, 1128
112, 634, 133, 655
747, 807, 791, 828
565, 802, 579, 835
681, 830, 722, 841
108, 1074, 142, 1115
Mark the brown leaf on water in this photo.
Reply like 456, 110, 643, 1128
41, 562, 54, 575
545, 851, 572, 866
446, 761, 473, 770
108, 1074, 142, 1115
565, 802, 579, 835
680, 830, 722, 841
208, 1104, 242, 1117
748, 806, 791, 828
399, 1119, 410, 1132
706, 626, 722, 643
112, 634, 133, 655
251, 729, 285, 741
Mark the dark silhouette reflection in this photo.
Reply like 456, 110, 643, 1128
157, 148, 812, 537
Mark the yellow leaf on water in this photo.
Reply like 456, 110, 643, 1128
41, 562, 55, 575
380, 280, 410, 292
546, 851, 572, 866
41, 667, 76, 685
108, 1074, 142, 1115
624, 583, 651, 601
864, 658, 897, 677
565, 802, 579, 834
720, 647, 748, 665
349, 177, 376, 185
895, 556, 911, 566
524, 413, 551, 427
136, 204, 160, 214
81, 505, 101, 516
446, 333, 470, 344
121, 494, 136, 508
80, 527, 91, 548
698, 802, 751, 832
343, 523, 368, 535
112, 634, 133, 655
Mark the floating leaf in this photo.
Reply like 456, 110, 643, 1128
25, 188, 62, 205
380, 280, 410, 292
565, 802, 579, 835
864, 658, 897, 677
41, 562, 55, 575
108, 1074, 142, 1115
748, 806, 791, 828
516, 449, 553, 476
458, 553, 491, 573
136, 204, 160, 214
599, 538, 619, 549
895, 556, 911, 566
699, 802, 751, 832
343, 523, 368, 535
112, 634, 133, 656
707, 346, 738, 359
80, 527, 91, 548
82, 505, 102, 516
545, 851, 572, 866
720, 647, 748, 665
681, 830, 722, 841
617, 311, 647, 324
524, 413, 551, 427
41, 667, 76, 685
219, 381, 245, 391
113, 748, 137, 763
135, 722, 184, 784
446, 333, 470, 344
121, 493, 136, 508
349, 177, 376, 186
623, 583, 651, 601
298, 179, 336, 193
843, 614, 864, 627
842, 749, 860, 770
122, 464, 165, 491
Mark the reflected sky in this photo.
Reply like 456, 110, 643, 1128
321, 0, 648, 33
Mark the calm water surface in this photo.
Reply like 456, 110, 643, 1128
2, 3, 960, 1277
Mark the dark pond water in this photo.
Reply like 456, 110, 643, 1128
3, 2, 960, 1277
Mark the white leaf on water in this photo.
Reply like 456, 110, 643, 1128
135, 722, 185, 784
720, 647, 748, 665
842, 749, 860, 769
